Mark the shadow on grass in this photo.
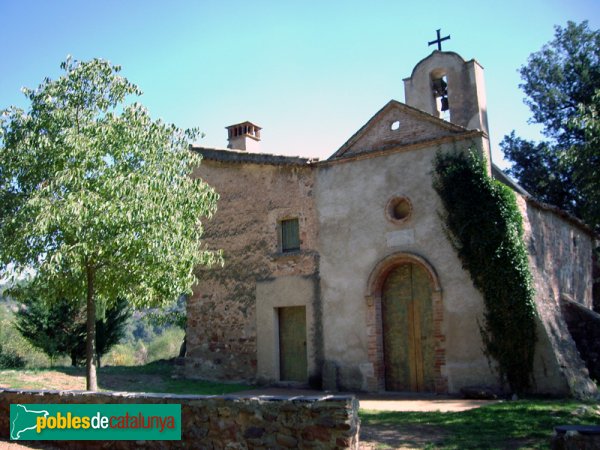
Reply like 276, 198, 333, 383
360, 400, 599, 449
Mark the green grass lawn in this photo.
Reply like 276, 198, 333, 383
360, 400, 600, 449
0, 360, 252, 395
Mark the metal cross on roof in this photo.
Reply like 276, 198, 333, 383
428, 29, 451, 51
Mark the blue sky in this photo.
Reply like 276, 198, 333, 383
1, 1, 599, 168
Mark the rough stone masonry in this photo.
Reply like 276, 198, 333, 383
0, 389, 360, 449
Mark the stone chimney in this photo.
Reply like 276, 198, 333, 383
226, 121, 261, 152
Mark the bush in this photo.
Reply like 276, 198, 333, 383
0, 303, 51, 367
102, 343, 139, 366
0, 343, 25, 369
147, 328, 185, 363
102, 327, 184, 366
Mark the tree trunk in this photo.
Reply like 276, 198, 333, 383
86, 265, 98, 391
179, 333, 187, 358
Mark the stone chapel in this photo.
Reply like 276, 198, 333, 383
185, 50, 598, 397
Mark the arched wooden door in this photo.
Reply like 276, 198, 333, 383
382, 263, 434, 391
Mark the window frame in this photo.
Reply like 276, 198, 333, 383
280, 218, 300, 253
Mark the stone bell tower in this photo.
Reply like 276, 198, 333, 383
403, 51, 489, 138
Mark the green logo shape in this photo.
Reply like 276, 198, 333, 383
10, 404, 181, 440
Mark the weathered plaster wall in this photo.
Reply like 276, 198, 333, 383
0, 389, 360, 449
518, 196, 597, 397
186, 156, 319, 382
339, 104, 468, 157
315, 137, 496, 393
520, 197, 594, 308
256, 275, 321, 384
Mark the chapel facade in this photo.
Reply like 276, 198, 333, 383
185, 50, 598, 396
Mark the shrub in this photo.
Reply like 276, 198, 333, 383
0, 343, 26, 369
147, 328, 185, 362
0, 303, 50, 367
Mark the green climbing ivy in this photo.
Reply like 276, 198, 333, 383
433, 150, 537, 393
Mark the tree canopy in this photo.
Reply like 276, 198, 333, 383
501, 21, 600, 230
0, 57, 220, 389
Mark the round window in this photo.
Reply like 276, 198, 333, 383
386, 196, 412, 223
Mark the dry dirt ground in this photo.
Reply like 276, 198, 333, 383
0, 370, 168, 393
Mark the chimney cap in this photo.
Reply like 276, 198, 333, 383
226, 120, 262, 151
225, 121, 262, 131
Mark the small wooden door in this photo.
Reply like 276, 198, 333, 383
279, 306, 307, 382
382, 263, 434, 391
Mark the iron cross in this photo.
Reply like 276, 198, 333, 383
428, 29, 450, 51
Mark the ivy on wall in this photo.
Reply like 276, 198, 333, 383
433, 151, 537, 393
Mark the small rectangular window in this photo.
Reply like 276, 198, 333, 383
281, 218, 300, 253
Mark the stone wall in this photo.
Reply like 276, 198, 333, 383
561, 297, 600, 382
0, 389, 360, 449
518, 196, 598, 398
186, 151, 320, 382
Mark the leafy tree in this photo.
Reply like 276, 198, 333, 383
569, 90, 600, 230
501, 21, 600, 229
0, 57, 220, 390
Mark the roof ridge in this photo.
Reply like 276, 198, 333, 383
192, 147, 317, 166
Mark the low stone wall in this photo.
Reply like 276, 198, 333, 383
0, 389, 360, 449
561, 297, 600, 382
551, 425, 600, 449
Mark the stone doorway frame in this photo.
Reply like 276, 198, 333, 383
365, 252, 447, 392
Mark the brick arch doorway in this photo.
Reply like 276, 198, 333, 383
365, 253, 447, 393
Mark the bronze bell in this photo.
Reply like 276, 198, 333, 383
440, 96, 449, 111
432, 78, 447, 97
